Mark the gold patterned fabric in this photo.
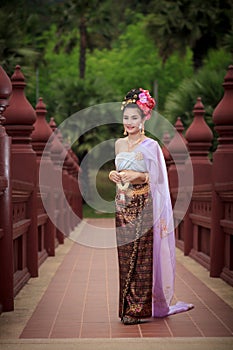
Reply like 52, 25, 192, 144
115, 183, 153, 319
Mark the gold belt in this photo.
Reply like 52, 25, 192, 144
117, 183, 149, 196
131, 184, 150, 195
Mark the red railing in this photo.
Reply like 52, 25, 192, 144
0, 63, 232, 314
167, 65, 233, 287
0, 66, 82, 312
0, 66, 13, 312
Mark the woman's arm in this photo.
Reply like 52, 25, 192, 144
119, 170, 149, 184
109, 138, 126, 184
109, 170, 121, 183
109, 170, 148, 185
108, 139, 124, 184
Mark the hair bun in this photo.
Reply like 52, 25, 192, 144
121, 88, 156, 119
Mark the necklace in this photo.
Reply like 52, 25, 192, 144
127, 136, 142, 151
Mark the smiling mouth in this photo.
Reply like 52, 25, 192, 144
126, 126, 136, 130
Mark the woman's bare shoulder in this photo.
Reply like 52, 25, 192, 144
115, 137, 127, 154
115, 137, 127, 145
115, 137, 127, 148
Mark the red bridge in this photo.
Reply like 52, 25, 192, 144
0, 65, 232, 349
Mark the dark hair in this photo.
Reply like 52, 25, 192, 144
122, 88, 143, 117
124, 88, 141, 101
121, 87, 156, 120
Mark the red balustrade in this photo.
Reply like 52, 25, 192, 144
0, 66, 13, 312
185, 97, 213, 265
1, 61, 233, 314
161, 132, 171, 170
0, 66, 82, 312
167, 66, 233, 286
32, 97, 56, 262
49, 118, 66, 244
211, 65, 233, 284
167, 117, 189, 252
4, 66, 38, 298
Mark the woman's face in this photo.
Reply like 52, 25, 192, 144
123, 106, 143, 135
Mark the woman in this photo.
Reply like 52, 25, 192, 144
109, 88, 193, 325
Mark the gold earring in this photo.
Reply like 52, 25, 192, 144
141, 124, 145, 135
123, 127, 127, 135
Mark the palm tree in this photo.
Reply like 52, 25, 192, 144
0, 0, 51, 81
51, 0, 122, 79
145, 0, 233, 70
0, 6, 38, 73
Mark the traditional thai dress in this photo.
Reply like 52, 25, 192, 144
115, 138, 193, 320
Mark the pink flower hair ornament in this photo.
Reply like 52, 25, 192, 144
121, 88, 156, 120
137, 88, 156, 120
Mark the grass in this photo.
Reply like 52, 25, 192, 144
83, 203, 115, 218
83, 169, 116, 218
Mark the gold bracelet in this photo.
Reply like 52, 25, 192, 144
108, 170, 115, 180
144, 172, 149, 183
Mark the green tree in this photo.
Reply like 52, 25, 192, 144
0, 2, 38, 74
34, 16, 193, 120
51, 0, 130, 79
0, 0, 54, 97
145, 0, 233, 70
164, 49, 232, 152
86, 18, 193, 111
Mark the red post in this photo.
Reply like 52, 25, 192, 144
168, 117, 188, 252
4, 66, 38, 279
55, 129, 73, 237
185, 97, 213, 263
63, 141, 74, 234
185, 98, 213, 185
70, 150, 82, 220
210, 65, 233, 280
0, 66, 13, 312
161, 132, 171, 170
64, 143, 75, 230
31, 97, 56, 258
168, 117, 188, 204
49, 119, 65, 243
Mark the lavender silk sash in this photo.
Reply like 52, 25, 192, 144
138, 139, 193, 317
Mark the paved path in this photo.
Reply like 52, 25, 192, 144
0, 218, 233, 349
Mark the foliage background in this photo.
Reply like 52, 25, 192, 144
1, 0, 233, 169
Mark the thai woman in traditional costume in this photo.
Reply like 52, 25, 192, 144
109, 88, 193, 325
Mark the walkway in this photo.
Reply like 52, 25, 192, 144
0, 218, 233, 350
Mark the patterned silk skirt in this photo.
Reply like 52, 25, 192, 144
115, 183, 153, 320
